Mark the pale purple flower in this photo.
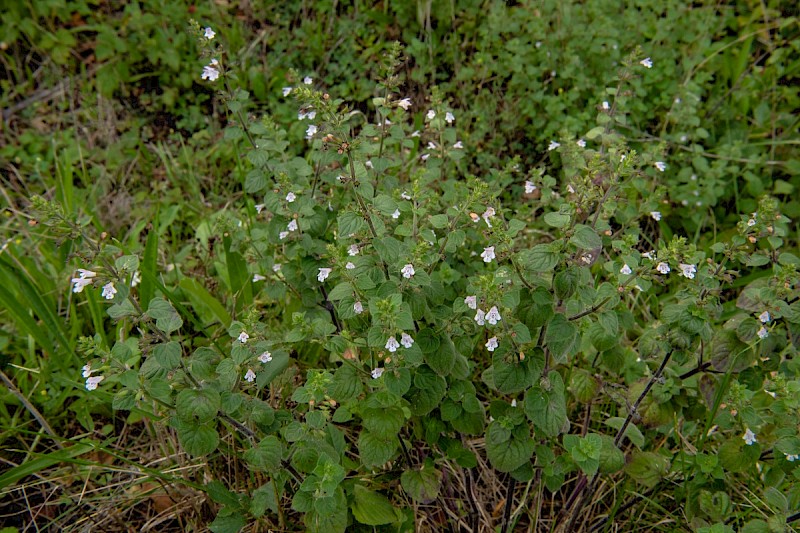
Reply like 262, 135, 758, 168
421, 154, 430, 161
602, 101, 610, 110
481, 246, 496, 263
71, 277, 93, 293
282, 87, 292, 97
401, 191, 412, 200
548, 141, 560, 151
272, 264, 282, 272
101, 282, 117, 300
244, 369, 256, 382
287, 220, 298, 232
474, 309, 486, 326
318, 268, 332, 282
365, 160, 374, 169
286, 192, 296, 203
577, 139, 586, 148
464, 296, 477, 310
371, 368, 384, 379
253, 274, 266, 282
742, 428, 757, 445
238, 331, 249, 344
258, 351, 272, 363
348, 244, 359, 256
747, 218, 757, 227
486, 306, 502, 325
202, 59, 220, 81
305, 124, 318, 139
255, 204, 265, 213
77, 269, 97, 279
411, 130, 421, 137
279, 231, 289, 240
445, 112, 455, 124
525, 181, 537, 194
757, 326, 769, 340
401, 264, 415, 279
427, 141, 437, 150
759, 311, 771, 324
385, 336, 400, 352
397, 98, 412, 110
345, 262, 355, 270
354, 301, 364, 314
679, 263, 696, 279
655, 162, 667, 172
650, 211, 662, 221
486, 337, 499, 352
656, 262, 670, 275
400, 333, 414, 348
85, 375, 104, 391
453, 141, 463, 149
426, 109, 436, 120
303, 76, 313, 85
620, 264, 632, 275
82, 364, 93, 378
203, 27, 216, 40
392, 209, 401, 219
640, 57, 653, 68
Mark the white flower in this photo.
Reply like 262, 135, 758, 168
392, 209, 401, 219
453, 141, 463, 149
71, 277, 93, 293
244, 369, 256, 382
567, 184, 575, 194
287, 219, 298, 232
306, 111, 316, 120
481, 246, 496, 263
259, 351, 272, 363
318, 268, 332, 282
286, 192, 296, 203
486, 306, 502, 325
747, 218, 756, 227
202, 61, 220, 81
426, 109, 436, 120
524, 181, 537, 194
77, 269, 96, 279
401, 333, 414, 348
385, 336, 400, 352
279, 231, 289, 240
427, 141, 437, 150
82, 364, 93, 378
548, 140, 560, 151
131, 271, 141, 287
354, 301, 364, 314
742, 428, 757, 446
101, 282, 117, 300
577, 139, 586, 148
758, 311, 771, 323
464, 296, 477, 309
445, 112, 455, 124
348, 244, 360, 256
757, 326, 769, 339
303, 76, 313, 85
620, 264, 633, 275
255, 204, 265, 213
371, 368, 384, 379
238, 331, 249, 343
305, 124, 317, 139
411, 130, 421, 137
345, 262, 355, 270
253, 274, 266, 282
656, 262, 671, 275
272, 264, 282, 272
620, 154, 627, 162
401, 191, 412, 200
397, 98, 412, 110
85, 375, 104, 391
282, 87, 292, 97
482, 207, 495, 227
401, 264, 415, 278
486, 337, 499, 351
474, 309, 486, 326
679, 263, 696, 279
365, 160, 374, 169
642, 251, 654, 260
655, 161, 667, 172
640, 57, 653, 68
421, 153, 430, 161
650, 211, 662, 221
602, 101, 610, 110
203, 27, 216, 40
786, 453, 799, 462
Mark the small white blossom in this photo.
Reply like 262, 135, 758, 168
131, 271, 141, 287
348, 244, 360, 256
679, 263, 696, 279
656, 262, 671, 275
203, 27, 216, 40
287, 220, 298, 232
306, 110, 316, 120
282, 87, 292, 97
71, 277, 93, 293
486, 306, 502, 325
303, 76, 313, 85
742, 428, 757, 446
464, 296, 477, 309
85, 375, 104, 391
401, 191, 412, 200
452, 141, 463, 149
474, 308, 486, 326
392, 209, 401, 219
567, 184, 576, 193
482, 207, 495, 227
620, 154, 627, 162
642, 251, 654, 260
397, 98, 412, 110
411, 130, 421, 137
385, 336, 400, 352
305, 124, 318, 139
481, 246, 496, 263
650, 211, 662, 221
421, 153, 430, 161
101, 282, 117, 300
279, 231, 289, 240
524, 181, 537, 194
259, 351, 272, 363
486, 337, 499, 352
253, 274, 266, 282
365, 160, 374, 169
764, 389, 777, 398
747, 218, 757, 227
238, 331, 249, 344
244, 369, 256, 382
426, 109, 436, 120
758, 311, 771, 323
354, 301, 364, 314
272, 264, 282, 272
401, 264, 415, 278
427, 141, 437, 150
620, 264, 633, 275
77, 269, 97, 279
757, 326, 769, 339
786, 453, 799, 462
640, 57, 653, 68
548, 140, 560, 151
511, 399, 517, 407
345, 262, 355, 270
602, 101, 610, 110
445, 112, 455, 124
82, 364, 93, 378
655, 161, 667, 172
400, 333, 414, 348
371, 368, 384, 379
318, 268, 332, 282
286, 192, 296, 203
577, 139, 586, 148
255, 204, 265, 213
202, 60, 220, 81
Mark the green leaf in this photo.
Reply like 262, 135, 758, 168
351, 485, 398, 526
407, 366, 447, 416
178, 423, 219, 457
524, 371, 569, 437
401, 463, 442, 502
426, 334, 457, 376
358, 430, 396, 467
209, 513, 246, 533
146, 297, 183, 334
153, 341, 182, 370
330, 364, 363, 402
223, 236, 252, 309
626, 451, 670, 488
486, 423, 535, 472
326, 282, 353, 301
338, 211, 367, 236
361, 405, 405, 440
570, 224, 602, 250
244, 436, 283, 471
206, 480, 241, 508
518, 244, 560, 272
544, 212, 570, 228
604, 417, 645, 448
545, 314, 580, 363
492, 355, 531, 394
176, 388, 220, 424
429, 214, 449, 229
180, 278, 232, 328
